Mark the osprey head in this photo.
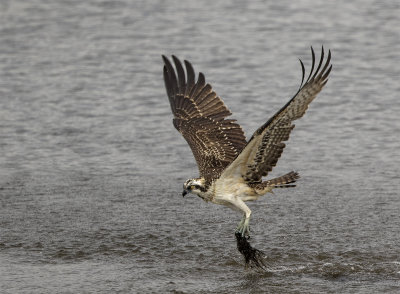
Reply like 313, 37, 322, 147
182, 178, 206, 197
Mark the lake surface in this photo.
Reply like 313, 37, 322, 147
1, 0, 399, 293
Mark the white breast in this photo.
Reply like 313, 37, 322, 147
213, 177, 257, 203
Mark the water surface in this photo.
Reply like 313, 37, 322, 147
1, 0, 399, 293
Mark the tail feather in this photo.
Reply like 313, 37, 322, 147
248, 171, 300, 193
266, 171, 300, 188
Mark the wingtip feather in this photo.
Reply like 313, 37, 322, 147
299, 58, 305, 86
162, 55, 169, 65
305, 46, 316, 83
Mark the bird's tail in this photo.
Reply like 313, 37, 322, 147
249, 171, 300, 195
266, 171, 300, 188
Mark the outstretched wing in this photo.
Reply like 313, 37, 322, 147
163, 55, 247, 185
221, 46, 332, 183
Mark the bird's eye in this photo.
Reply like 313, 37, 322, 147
190, 185, 196, 190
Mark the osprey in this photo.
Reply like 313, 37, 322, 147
162, 47, 331, 264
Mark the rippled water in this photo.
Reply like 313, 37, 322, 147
1, 0, 399, 293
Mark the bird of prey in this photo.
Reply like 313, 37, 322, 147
162, 47, 331, 242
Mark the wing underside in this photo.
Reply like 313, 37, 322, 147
222, 47, 332, 183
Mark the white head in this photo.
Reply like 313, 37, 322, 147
182, 178, 206, 197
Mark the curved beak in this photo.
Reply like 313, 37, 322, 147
182, 189, 188, 197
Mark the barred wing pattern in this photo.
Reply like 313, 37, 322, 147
163, 56, 247, 185
222, 47, 332, 183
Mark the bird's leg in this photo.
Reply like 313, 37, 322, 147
233, 201, 251, 237
236, 214, 251, 237
224, 196, 252, 237
236, 215, 245, 231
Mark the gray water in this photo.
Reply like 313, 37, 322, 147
1, 0, 399, 293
